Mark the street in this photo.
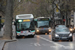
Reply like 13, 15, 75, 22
4, 33, 75, 50
0, 0, 75, 50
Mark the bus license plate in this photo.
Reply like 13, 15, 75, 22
23, 31, 27, 33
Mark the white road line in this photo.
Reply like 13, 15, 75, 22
34, 43, 41, 46
36, 35, 74, 49
38, 43, 41, 46
37, 35, 63, 46
34, 43, 37, 46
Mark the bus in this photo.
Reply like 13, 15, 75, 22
15, 14, 35, 38
34, 17, 51, 34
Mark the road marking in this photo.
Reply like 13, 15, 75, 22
34, 43, 37, 46
34, 43, 41, 46
50, 46, 74, 49
36, 35, 62, 46
36, 35, 74, 49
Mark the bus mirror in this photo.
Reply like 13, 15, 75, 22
14, 22, 16, 25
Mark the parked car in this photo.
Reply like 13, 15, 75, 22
52, 27, 73, 41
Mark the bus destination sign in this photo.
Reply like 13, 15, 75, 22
38, 18, 49, 21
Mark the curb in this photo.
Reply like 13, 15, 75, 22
0, 41, 5, 50
2, 39, 17, 50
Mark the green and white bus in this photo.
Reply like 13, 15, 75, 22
34, 17, 52, 34
15, 14, 35, 38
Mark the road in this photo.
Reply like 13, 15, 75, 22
4, 33, 75, 50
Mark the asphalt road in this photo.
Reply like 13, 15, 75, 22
4, 33, 75, 50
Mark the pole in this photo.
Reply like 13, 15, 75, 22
52, 0, 55, 28
0, 16, 1, 30
74, 12, 75, 28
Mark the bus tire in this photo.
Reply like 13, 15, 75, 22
16, 36, 19, 39
31, 35, 34, 38
47, 33, 49, 35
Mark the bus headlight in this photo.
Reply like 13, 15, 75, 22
36, 30, 39, 32
33, 32, 35, 34
49, 29, 51, 32
74, 27, 75, 29
17, 33, 19, 35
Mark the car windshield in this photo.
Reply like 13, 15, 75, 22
55, 28, 69, 32
37, 21, 49, 28
17, 21, 35, 30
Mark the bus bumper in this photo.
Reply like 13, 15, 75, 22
16, 33, 35, 36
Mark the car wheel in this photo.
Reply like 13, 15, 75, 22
52, 37, 57, 42
52, 38, 54, 41
53, 39, 58, 42
70, 38, 73, 42
70, 39, 73, 41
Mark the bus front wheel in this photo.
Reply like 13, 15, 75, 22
16, 36, 20, 39
31, 35, 35, 38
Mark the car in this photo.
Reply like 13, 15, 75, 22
52, 27, 73, 41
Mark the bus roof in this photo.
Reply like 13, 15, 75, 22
16, 14, 33, 19
35, 17, 50, 19
34, 17, 51, 21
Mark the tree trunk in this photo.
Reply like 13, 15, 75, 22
3, 0, 13, 40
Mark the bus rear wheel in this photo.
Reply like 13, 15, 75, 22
47, 33, 49, 35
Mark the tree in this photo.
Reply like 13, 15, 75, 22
13, 0, 53, 18
3, 0, 13, 40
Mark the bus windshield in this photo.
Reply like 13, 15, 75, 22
37, 21, 49, 28
17, 21, 35, 31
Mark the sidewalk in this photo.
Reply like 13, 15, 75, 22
0, 30, 17, 50
0, 40, 5, 50
0, 31, 3, 38
0, 31, 5, 50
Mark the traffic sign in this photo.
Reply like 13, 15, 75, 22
63, 19, 65, 21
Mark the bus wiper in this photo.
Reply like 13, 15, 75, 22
25, 28, 30, 30
25, 28, 35, 30
39, 25, 49, 28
